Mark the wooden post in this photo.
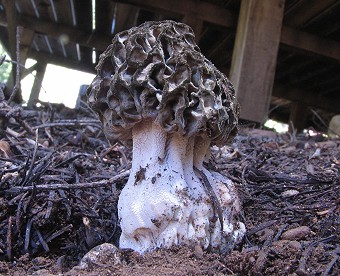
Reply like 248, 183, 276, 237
230, 0, 285, 123
3, 0, 19, 101
2, 0, 17, 61
27, 62, 47, 107
20, 29, 35, 63
289, 102, 308, 133
2, 0, 34, 102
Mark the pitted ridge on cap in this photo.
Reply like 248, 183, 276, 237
88, 20, 240, 146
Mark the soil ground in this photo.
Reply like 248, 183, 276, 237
0, 103, 339, 275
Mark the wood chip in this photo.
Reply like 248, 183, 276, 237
281, 226, 311, 241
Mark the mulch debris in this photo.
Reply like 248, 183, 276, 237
0, 99, 339, 275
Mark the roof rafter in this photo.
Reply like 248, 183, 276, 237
1, 1, 339, 69
28, 50, 95, 74
273, 85, 340, 113
0, 13, 111, 51
112, 0, 237, 28
113, 0, 340, 62
281, 26, 340, 61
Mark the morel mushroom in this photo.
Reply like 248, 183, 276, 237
88, 20, 245, 253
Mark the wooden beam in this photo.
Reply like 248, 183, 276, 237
0, 13, 111, 52
2, 0, 17, 60
28, 50, 96, 74
230, 0, 285, 123
1, 3, 339, 63
273, 85, 340, 114
95, 0, 115, 34
27, 62, 47, 107
112, 0, 237, 28
114, 3, 139, 33
0, 1, 338, 84
112, 0, 340, 62
280, 26, 340, 61
284, 0, 339, 28
22, 63, 39, 79
19, 28, 35, 66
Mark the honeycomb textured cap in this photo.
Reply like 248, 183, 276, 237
88, 20, 240, 146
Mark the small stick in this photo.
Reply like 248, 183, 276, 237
6, 127, 46, 147
296, 236, 335, 274
8, 26, 22, 103
22, 129, 39, 186
254, 232, 274, 273
297, 243, 315, 274
15, 191, 29, 232
45, 224, 73, 243
35, 226, 50, 252
5, 170, 130, 193
6, 216, 13, 260
246, 220, 277, 236
13, 115, 35, 135
273, 223, 288, 241
57, 188, 72, 220
24, 219, 33, 252
32, 120, 101, 129
45, 190, 55, 219
44, 127, 54, 143
194, 167, 224, 233
55, 153, 85, 168
241, 165, 250, 190
322, 254, 339, 276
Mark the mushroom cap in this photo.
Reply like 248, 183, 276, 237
88, 20, 239, 146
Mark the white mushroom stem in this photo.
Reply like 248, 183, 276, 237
118, 120, 245, 253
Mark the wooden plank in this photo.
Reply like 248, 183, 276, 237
284, 0, 339, 28
114, 3, 139, 33
53, 0, 79, 61
22, 63, 38, 79
230, 0, 285, 123
28, 50, 96, 74
118, 0, 340, 62
95, 0, 115, 34
53, 0, 75, 25
16, 0, 39, 18
75, 0, 92, 31
0, 13, 111, 51
1, 2, 339, 63
280, 26, 340, 61
273, 85, 340, 114
74, 0, 92, 64
112, 0, 237, 28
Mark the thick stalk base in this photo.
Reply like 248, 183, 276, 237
118, 120, 245, 253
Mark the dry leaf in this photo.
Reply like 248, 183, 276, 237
0, 140, 13, 158
306, 163, 315, 174
317, 207, 336, 216
309, 148, 321, 159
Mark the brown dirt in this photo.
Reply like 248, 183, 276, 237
0, 102, 339, 275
